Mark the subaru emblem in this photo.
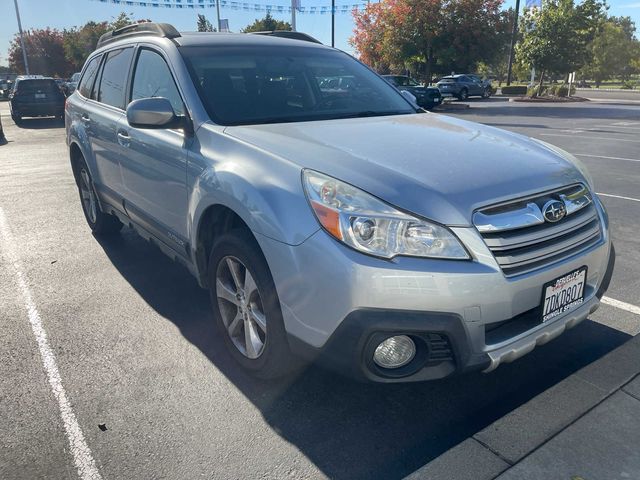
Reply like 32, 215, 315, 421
542, 200, 567, 223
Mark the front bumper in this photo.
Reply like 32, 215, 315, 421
256, 204, 614, 382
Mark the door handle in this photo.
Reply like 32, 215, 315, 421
117, 130, 130, 147
81, 114, 90, 122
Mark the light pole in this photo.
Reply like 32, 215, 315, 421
215, 0, 222, 32
13, 0, 30, 74
291, 0, 297, 31
506, 0, 520, 86
331, 0, 335, 47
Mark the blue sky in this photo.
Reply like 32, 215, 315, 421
2, 0, 639, 67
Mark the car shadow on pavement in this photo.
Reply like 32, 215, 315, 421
96, 229, 631, 480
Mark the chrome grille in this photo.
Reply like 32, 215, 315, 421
473, 185, 601, 276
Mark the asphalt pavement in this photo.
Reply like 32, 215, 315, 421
0, 98, 638, 480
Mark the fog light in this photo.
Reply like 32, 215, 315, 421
373, 335, 416, 369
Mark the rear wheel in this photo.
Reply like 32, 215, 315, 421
76, 158, 123, 234
482, 87, 492, 99
208, 230, 295, 379
458, 88, 469, 101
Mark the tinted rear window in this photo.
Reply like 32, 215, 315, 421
17, 80, 59, 93
438, 77, 457, 83
97, 48, 134, 109
79, 56, 102, 98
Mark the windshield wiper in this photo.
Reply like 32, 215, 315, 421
332, 110, 412, 120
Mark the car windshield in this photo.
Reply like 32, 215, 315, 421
438, 77, 457, 83
16, 79, 59, 93
179, 46, 415, 126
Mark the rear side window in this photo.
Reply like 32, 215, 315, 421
130, 49, 184, 115
79, 56, 101, 98
97, 48, 134, 109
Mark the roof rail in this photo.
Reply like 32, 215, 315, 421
97, 22, 181, 49
249, 31, 322, 44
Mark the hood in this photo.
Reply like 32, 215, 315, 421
224, 113, 587, 226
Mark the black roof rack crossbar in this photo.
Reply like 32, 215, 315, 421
97, 22, 181, 49
249, 31, 322, 44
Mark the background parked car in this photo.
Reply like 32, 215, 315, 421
436, 74, 492, 100
9, 77, 66, 124
383, 75, 442, 109
467, 74, 493, 94
66, 72, 81, 94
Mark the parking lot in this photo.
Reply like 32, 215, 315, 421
1, 98, 638, 480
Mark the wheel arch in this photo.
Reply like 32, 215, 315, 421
193, 203, 257, 288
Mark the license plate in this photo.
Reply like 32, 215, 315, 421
542, 267, 587, 322
35, 93, 46, 99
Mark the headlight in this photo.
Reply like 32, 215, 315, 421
302, 170, 469, 260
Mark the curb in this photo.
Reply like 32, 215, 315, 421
405, 334, 640, 480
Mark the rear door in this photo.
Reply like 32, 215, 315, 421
116, 46, 190, 249
85, 47, 134, 203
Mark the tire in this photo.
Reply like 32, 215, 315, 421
458, 88, 468, 101
76, 157, 123, 234
482, 87, 492, 99
208, 230, 295, 379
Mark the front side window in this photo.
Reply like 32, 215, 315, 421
78, 55, 101, 98
180, 46, 415, 126
97, 48, 134, 109
130, 49, 184, 116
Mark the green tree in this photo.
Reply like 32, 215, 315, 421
241, 12, 291, 33
110, 12, 135, 30
581, 19, 639, 87
516, 0, 606, 96
351, 0, 508, 84
197, 14, 216, 32
8, 28, 74, 76
63, 21, 110, 72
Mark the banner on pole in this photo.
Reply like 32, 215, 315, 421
92, 0, 363, 13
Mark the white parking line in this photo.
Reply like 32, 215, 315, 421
597, 193, 640, 203
594, 125, 640, 130
575, 154, 640, 163
602, 297, 640, 316
540, 133, 640, 143
0, 208, 102, 480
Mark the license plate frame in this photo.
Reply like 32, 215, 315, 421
35, 93, 46, 99
541, 266, 588, 323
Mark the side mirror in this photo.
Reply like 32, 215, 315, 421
400, 89, 417, 105
126, 97, 183, 130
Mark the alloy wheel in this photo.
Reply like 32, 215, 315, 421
216, 256, 267, 359
79, 168, 97, 224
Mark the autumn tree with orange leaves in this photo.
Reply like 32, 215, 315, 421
351, 0, 510, 83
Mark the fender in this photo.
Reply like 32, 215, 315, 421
187, 123, 320, 250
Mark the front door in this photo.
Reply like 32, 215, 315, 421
117, 47, 190, 252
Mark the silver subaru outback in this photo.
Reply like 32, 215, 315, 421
66, 23, 615, 382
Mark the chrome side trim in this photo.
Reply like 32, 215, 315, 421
474, 202, 544, 233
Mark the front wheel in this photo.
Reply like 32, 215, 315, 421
208, 230, 295, 379
482, 87, 492, 99
76, 158, 123, 234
